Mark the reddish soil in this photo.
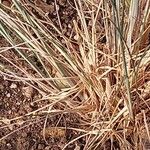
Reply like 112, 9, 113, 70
0, 75, 86, 149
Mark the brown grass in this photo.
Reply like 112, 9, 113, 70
0, 0, 150, 149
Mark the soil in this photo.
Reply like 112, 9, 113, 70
0, 75, 85, 150
0, 0, 85, 149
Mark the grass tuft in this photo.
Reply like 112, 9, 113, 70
0, 0, 150, 149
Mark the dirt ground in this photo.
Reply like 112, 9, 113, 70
0, 75, 86, 150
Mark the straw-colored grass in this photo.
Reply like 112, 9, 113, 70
0, 0, 150, 149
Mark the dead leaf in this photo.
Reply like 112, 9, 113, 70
41, 127, 66, 138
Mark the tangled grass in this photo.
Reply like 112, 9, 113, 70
0, 0, 150, 149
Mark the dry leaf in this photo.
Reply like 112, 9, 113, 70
41, 127, 66, 138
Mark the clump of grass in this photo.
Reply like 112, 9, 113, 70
0, 0, 150, 149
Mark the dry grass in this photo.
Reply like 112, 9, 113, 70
0, 0, 150, 149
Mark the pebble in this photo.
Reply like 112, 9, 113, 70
74, 35, 79, 40
10, 83, 17, 89
22, 86, 33, 98
8, 110, 11, 114
4, 80, 9, 86
68, 24, 72, 28
6, 93, 11, 97
0, 85, 4, 91
16, 102, 21, 105
6, 143, 12, 148
38, 144, 45, 149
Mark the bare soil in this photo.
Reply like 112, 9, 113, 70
0, 75, 85, 150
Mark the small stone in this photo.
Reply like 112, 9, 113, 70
8, 110, 11, 114
4, 80, 9, 86
68, 24, 72, 28
6, 93, 11, 97
38, 144, 45, 149
21, 132, 27, 137
6, 143, 12, 148
22, 86, 33, 98
8, 124, 13, 130
12, 107, 16, 111
38, 94, 42, 99
6, 103, 9, 106
74, 35, 79, 40
10, 83, 17, 89
0, 85, 4, 91
16, 102, 20, 105
16, 120, 24, 126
